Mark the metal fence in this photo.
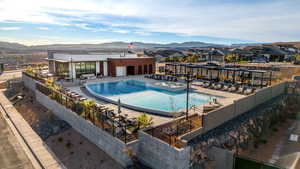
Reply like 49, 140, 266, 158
23, 71, 46, 83
36, 82, 139, 143
287, 81, 300, 95
146, 114, 203, 148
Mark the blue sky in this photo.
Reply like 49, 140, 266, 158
0, 0, 299, 45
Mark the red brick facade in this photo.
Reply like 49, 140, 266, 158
107, 57, 155, 76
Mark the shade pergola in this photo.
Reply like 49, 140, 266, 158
165, 63, 272, 88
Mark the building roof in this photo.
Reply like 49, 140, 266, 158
249, 46, 287, 56
49, 52, 140, 62
211, 49, 225, 56
231, 48, 253, 55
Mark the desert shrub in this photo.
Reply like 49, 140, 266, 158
58, 137, 63, 142
66, 141, 73, 149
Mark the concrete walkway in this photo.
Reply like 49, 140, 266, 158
0, 91, 65, 169
0, 111, 34, 169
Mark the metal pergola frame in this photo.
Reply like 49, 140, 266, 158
165, 63, 272, 88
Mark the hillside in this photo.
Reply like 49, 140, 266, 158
273, 42, 300, 48
0, 41, 226, 52
0, 41, 28, 50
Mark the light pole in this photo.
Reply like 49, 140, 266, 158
70, 57, 74, 82
185, 72, 193, 120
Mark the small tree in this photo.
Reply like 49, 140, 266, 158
186, 54, 198, 63
45, 78, 61, 99
25, 66, 34, 74
80, 99, 96, 121
294, 54, 300, 62
225, 53, 235, 63
179, 57, 186, 62
165, 57, 170, 62
45, 78, 54, 87
136, 113, 153, 130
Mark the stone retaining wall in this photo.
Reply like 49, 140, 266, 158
137, 131, 190, 169
188, 94, 300, 168
198, 82, 287, 136
22, 73, 36, 91
207, 147, 234, 169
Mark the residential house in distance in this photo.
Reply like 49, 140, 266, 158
144, 49, 186, 62
209, 49, 226, 62
47, 50, 155, 79
231, 48, 253, 61
188, 48, 228, 62
246, 45, 287, 62
274, 44, 299, 61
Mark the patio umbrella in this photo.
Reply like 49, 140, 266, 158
118, 98, 121, 114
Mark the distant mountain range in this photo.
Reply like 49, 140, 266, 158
0, 41, 227, 52
1, 41, 299, 54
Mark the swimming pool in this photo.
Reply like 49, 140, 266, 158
85, 80, 218, 114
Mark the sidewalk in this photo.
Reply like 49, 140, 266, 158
0, 110, 33, 169
0, 91, 65, 169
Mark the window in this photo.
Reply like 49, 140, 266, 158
144, 65, 148, 74
55, 62, 69, 77
138, 65, 142, 74
148, 64, 153, 74
75, 62, 96, 78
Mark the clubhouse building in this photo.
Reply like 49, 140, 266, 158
47, 50, 155, 79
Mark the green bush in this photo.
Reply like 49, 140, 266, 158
135, 114, 153, 130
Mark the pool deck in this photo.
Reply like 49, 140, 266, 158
67, 75, 245, 126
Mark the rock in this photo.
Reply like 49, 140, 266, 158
52, 126, 60, 134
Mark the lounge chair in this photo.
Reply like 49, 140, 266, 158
222, 84, 232, 91
215, 83, 224, 90
192, 81, 204, 87
164, 76, 169, 81
210, 83, 217, 89
244, 87, 255, 95
237, 86, 246, 94
229, 85, 238, 92
203, 104, 221, 113
203, 82, 211, 88
171, 76, 177, 82
155, 74, 159, 80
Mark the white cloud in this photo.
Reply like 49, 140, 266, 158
134, 31, 152, 36
0, 26, 21, 30
0, 0, 299, 42
111, 29, 130, 34
0, 35, 122, 46
73, 23, 107, 32
37, 27, 49, 30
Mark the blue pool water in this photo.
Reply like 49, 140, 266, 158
86, 80, 218, 112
